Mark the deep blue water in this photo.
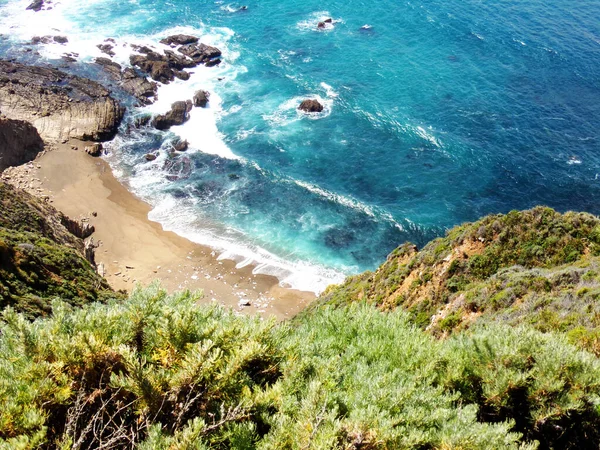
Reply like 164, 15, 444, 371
1, 0, 600, 290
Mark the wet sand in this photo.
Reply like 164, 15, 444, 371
4, 141, 315, 320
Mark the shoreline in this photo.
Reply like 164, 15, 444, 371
2, 141, 316, 320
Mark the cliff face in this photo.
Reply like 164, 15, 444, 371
0, 117, 44, 171
0, 182, 118, 317
319, 206, 600, 354
0, 60, 124, 142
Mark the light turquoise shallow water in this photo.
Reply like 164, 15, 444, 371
1, 0, 600, 291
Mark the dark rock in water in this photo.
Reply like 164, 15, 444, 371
185, 100, 193, 112
53, 36, 68, 44
324, 228, 355, 249
95, 57, 158, 105
298, 99, 324, 113
85, 142, 103, 157
160, 34, 199, 46
31, 36, 52, 45
145, 153, 157, 161
174, 69, 190, 81
205, 58, 221, 67
317, 22, 326, 29
178, 43, 222, 64
152, 101, 190, 130
0, 60, 124, 142
97, 43, 115, 57
228, 173, 240, 180
164, 155, 192, 181
173, 139, 189, 152
133, 114, 151, 128
164, 50, 196, 70
61, 54, 77, 63
193, 90, 210, 107
0, 117, 44, 171
26, 0, 44, 11
324, 18, 333, 23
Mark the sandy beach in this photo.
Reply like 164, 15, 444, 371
1, 141, 316, 320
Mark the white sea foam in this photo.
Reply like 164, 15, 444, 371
146, 196, 347, 294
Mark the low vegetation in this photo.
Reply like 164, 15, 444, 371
1, 286, 600, 449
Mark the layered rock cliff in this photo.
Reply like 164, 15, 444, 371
0, 60, 124, 142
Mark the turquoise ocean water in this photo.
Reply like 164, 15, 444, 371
1, 0, 599, 292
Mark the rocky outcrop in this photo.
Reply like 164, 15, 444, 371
193, 90, 210, 107
0, 117, 44, 171
160, 34, 199, 46
0, 60, 124, 142
129, 41, 222, 84
298, 99, 324, 113
152, 101, 190, 130
94, 57, 158, 105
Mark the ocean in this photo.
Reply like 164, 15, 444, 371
1, 0, 599, 293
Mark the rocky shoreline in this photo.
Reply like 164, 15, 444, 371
0, 32, 316, 318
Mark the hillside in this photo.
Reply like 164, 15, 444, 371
0, 182, 120, 317
318, 207, 600, 354
3, 188, 600, 448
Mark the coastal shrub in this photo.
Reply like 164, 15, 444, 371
442, 325, 600, 449
4, 286, 600, 448
0, 228, 117, 318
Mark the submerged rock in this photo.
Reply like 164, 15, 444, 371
173, 139, 189, 152
298, 99, 324, 113
0, 60, 124, 142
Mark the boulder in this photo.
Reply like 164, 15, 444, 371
193, 90, 210, 107
85, 142, 103, 157
145, 153, 157, 161
205, 58, 221, 67
152, 101, 190, 130
53, 36, 68, 44
173, 139, 189, 152
0, 117, 44, 171
0, 60, 124, 142
298, 99, 324, 113
160, 34, 199, 46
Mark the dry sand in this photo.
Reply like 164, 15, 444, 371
2, 141, 316, 320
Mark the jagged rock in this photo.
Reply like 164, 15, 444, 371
145, 153, 157, 161
0, 60, 124, 142
205, 58, 221, 67
193, 90, 210, 107
178, 43, 222, 64
97, 43, 115, 57
324, 18, 333, 23
133, 114, 151, 128
174, 70, 190, 81
85, 143, 103, 157
317, 22, 326, 29
84, 237, 97, 266
0, 117, 44, 171
60, 215, 95, 239
160, 34, 199, 46
152, 101, 190, 130
94, 58, 157, 105
53, 36, 68, 44
26, 0, 44, 11
298, 99, 324, 113
173, 139, 189, 152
